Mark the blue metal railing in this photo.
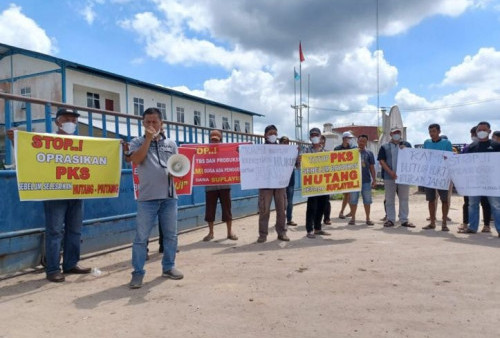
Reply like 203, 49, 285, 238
1, 92, 287, 166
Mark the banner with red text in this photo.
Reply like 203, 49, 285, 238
14, 130, 121, 201
132, 147, 196, 198
301, 149, 361, 197
174, 147, 196, 194
181, 143, 243, 186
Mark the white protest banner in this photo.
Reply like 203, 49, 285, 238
239, 144, 298, 189
445, 152, 500, 197
395, 148, 452, 190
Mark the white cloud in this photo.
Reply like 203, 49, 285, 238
0, 4, 55, 54
117, 0, 497, 142
119, 11, 266, 70
80, 3, 97, 25
443, 47, 500, 88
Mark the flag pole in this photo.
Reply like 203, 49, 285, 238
307, 73, 310, 134
299, 41, 303, 140
294, 67, 297, 137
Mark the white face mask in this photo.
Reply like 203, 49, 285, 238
392, 134, 401, 141
311, 136, 320, 144
60, 122, 77, 134
477, 131, 489, 140
267, 135, 277, 143
349, 139, 357, 148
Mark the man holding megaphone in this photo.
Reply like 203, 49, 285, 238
127, 107, 183, 289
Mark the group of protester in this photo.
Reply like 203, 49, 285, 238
8, 107, 500, 290
242, 121, 500, 244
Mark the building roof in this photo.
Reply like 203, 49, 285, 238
0, 43, 264, 117
332, 125, 379, 142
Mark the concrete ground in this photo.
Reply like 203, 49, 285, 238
1, 188, 499, 338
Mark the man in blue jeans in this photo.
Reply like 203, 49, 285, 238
9, 108, 92, 282
348, 134, 377, 226
127, 107, 183, 289
459, 121, 500, 236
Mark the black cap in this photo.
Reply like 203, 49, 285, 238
56, 108, 80, 118
264, 124, 277, 134
309, 127, 321, 136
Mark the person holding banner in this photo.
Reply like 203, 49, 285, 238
8, 108, 92, 283
257, 125, 289, 243
458, 121, 500, 236
203, 130, 238, 241
334, 131, 357, 220
459, 126, 491, 233
303, 127, 331, 238
320, 135, 332, 225
422, 124, 453, 232
127, 107, 183, 289
280, 136, 298, 226
348, 134, 376, 226
377, 126, 415, 228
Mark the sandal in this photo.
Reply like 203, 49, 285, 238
345, 212, 352, 218
401, 222, 416, 228
323, 219, 332, 225
366, 220, 375, 226
203, 234, 214, 242
287, 221, 297, 226
383, 220, 394, 227
314, 230, 331, 236
458, 228, 476, 234
481, 225, 491, 233
338, 213, 346, 219
422, 224, 435, 230
441, 225, 450, 232
348, 220, 356, 225
227, 234, 238, 240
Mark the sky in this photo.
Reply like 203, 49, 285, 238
1, 0, 500, 144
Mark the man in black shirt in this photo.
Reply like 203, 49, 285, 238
459, 121, 500, 237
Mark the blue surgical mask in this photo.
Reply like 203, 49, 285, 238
392, 134, 401, 141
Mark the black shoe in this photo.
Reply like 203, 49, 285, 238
278, 234, 290, 241
63, 265, 91, 274
47, 271, 65, 282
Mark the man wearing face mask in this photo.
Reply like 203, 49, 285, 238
303, 127, 331, 238
377, 126, 414, 228
459, 121, 500, 236
256, 125, 289, 243
8, 108, 91, 282
334, 131, 357, 220
127, 107, 183, 289
460, 126, 491, 232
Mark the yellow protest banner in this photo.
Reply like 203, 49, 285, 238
14, 131, 122, 201
301, 149, 361, 197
